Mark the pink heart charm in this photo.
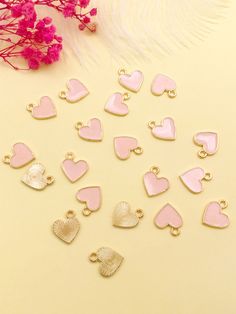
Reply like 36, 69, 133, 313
61, 79, 89, 103
144, 169, 169, 196
119, 70, 144, 92
151, 74, 176, 97
203, 201, 229, 229
154, 203, 183, 235
150, 117, 176, 140
30, 96, 56, 119
4, 143, 35, 168
194, 132, 218, 156
62, 159, 88, 183
77, 118, 103, 142
114, 136, 142, 160
180, 167, 212, 193
76, 186, 101, 213
105, 93, 129, 116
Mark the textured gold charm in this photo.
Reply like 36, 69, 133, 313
112, 201, 144, 228
89, 247, 124, 277
52, 210, 80, 244
21, 163, 54, 190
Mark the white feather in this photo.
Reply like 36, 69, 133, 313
42, 0, 230, 62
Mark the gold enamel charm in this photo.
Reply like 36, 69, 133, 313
89, 247, 124, 277
21, 163, 54, 190
52, 210, 80, 244
112, 201, 143, 228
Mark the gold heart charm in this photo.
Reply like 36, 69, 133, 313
52, 210, 80, 244
21, 163, 54, 190
112, 201, 144, 228
89, 247, 124, 277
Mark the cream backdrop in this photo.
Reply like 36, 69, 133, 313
1, 2, 236, 314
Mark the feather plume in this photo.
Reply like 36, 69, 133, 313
44, 0, 230, 62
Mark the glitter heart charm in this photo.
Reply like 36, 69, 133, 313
21, 163, 54, 190
194, 132, 218, 158
3, 142, 35, 168
203, 200, 229, 229
52, 210, 80, 244
154, 203, 183, 236
112, 201, 144, 228
114, 136, 143, 160
75, 118, 103, 142
144, 166, 169, 197
59, 79, 89, 103
118, 69, 144, 92
76, 186, 102, 216
180, 167, 212, 194
89, 247, 124, 277
26, 96, 57, 119
148, 118, 176, 140
104, 92, 130, 116
61, 152, 88, 183
151, 74, 177, 98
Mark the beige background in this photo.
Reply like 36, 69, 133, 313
1, 2, 236, 314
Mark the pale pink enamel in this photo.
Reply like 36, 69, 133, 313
180, 167, 205, 193
154, 204, 182, 229
152, 74, 176, 95
105, 93, 129, 116
119, 70, 144, 92
203, 202, 229, 228
144, 171, 169, 196
79, 118, 103, 141
62, 159, 88, 182
32, 96, 56, 119
194, 132, 218, 155
114, 136, 138, 160
10, 143, 34, 168
76, 186, 101, 211
152, 117, 176, 140
66, 79, 89, 102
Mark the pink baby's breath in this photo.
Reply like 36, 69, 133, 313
0, 0, 97, 70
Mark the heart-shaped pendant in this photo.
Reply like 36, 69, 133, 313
26, 96, 57, 119
143, 166, 169, 197
61, 152, 88, 183
148, 118, 176, 140
3, 142, 35, 168
75, 118, 103, 142
151, 74, 177, 98
114, 136, 143, 160
154, 203, 183, 236
76, 186, 102, 216
52, 210, 80, 244
21, 163, 54, 190
194, 132, 218, 158
89, 247, 124, 277
203, 200, 229, 229
59, 79, 89, 103
112, 201, 144, 228
180, 167, 212, 194
104, 92, 130, 116
118, 69, 144, 92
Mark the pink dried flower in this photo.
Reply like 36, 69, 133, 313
90, 8, 97, 16
0, 0, 97, 70
83, 16, 90, 24
28, 58, 40, 70
63, 3, 76, 18
11, 4, 22, 18
43, 17, 52, 25
79, 0, 90, 8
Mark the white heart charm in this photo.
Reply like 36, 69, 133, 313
112, 201, 143, 228
21, 163, 54, 190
